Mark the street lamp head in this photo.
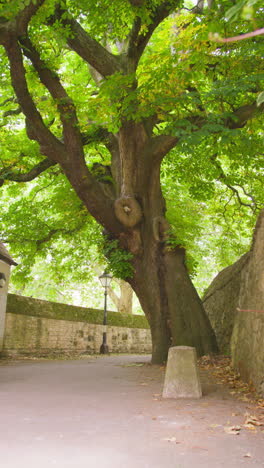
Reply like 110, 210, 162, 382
99, 270, 113, 289
0, 272, 6, 288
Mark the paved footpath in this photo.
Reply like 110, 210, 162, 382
0, 354, 263, 468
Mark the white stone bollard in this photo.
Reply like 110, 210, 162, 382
162, 346, 202, 399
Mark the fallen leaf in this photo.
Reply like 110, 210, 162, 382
244, 414, 264, 427
239, 396, 250, 402
224, 426, 241, 435
244, 424, 257, 431
163, 437, 177, 442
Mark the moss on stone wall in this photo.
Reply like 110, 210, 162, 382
7, 294, 150, 330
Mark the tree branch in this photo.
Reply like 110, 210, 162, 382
225, 184, 256, 211
128, 0, 182, 66
3, 107, 21, 118
151, 99, 263, 164
35, 225, 85, 248
48, 5, 123, 77
0, 0, 44, 39
108, 287, 120, 310
0, 97, 18, 107
19, 35, 83, 151
226, 102, 264, 129
150, 134, 179, 163
0, 158, 57, 186
16, 0, 45, 35
3, 36, 65, 161
210, 154, 257, 212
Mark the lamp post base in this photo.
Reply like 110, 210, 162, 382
100, 343, 109, 354
100, 332, 109, 354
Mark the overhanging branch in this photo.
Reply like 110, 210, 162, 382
3, 36, 64, 161
48, 5, 123, 77
210, 154, 257, 212
150, 134, 179, 163
16, 0, 45, 35
128, 0, 182, 65
0, 158, 57, 186
226, 102, 264, 129
19, 35, 83, 150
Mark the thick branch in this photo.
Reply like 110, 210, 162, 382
16, 0, 45, 35
81, 127, 111, 146
0, 158, 57, 186
150, 99, 262, 164
0, 0, 44, 40
49, 6, 122, 77
226, 102, 264, 129
150, 134, 179, 163
174, 99, 263, 136
19, 36, 83, 151
128, 1, 181, 66
4, 36, 65, 161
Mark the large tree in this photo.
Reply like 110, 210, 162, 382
0, 0, 263, 362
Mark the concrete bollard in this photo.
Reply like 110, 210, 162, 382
162, 346, 202, 399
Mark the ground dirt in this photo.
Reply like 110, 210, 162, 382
0, 354, 263, 468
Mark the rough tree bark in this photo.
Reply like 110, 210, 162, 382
1, 1, 260, 362
108, 122, 217, 362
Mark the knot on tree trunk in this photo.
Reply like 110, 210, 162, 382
114, 196, 142, 228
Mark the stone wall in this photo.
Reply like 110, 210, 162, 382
203, 253, 250, 354
231, 211, 264, 396
2, 294, 152, 356
203, 210, 264, 396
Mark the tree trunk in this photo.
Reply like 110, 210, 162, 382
129, 235, 218, 363
55, 119, 218, 364
111, 122, 218, 363
108, 279, 133, 314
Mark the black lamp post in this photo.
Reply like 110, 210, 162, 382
99, 270, 113, 354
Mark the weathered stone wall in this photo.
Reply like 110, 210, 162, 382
231, 211, 264, 396
203, 253, 249, 354
203, 210, 264, 396
2, 294, 152, 356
